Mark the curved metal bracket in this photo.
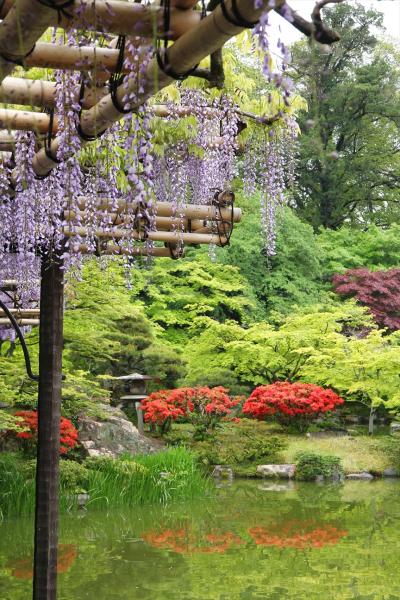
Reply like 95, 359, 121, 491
0, 299, 39, 381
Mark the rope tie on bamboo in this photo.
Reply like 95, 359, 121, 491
43, 109, 61, 164
156, 0, 200, 81
219, 0, 258, 29
35, 0, 75, 23
212, 189, 234, 247
166, 243, 184, 260
133, 205, 149, 241
76, 77, 107, 141
108, 35, 131, 115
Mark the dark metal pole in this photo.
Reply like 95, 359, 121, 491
33, 250, 64, 600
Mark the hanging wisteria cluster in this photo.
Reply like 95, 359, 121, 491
243, 117, 298, 256
0, 0, 303, 338
153, 88, 239, 208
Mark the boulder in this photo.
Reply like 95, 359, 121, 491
390, 422, 400, 435
383, 467, 399, 478
346, 472, 374, 480
212, 465, 234, 479
257, 464, 296, 479
78, 404, 162, 458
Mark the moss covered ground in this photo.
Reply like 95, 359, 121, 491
164, 420, 398, 477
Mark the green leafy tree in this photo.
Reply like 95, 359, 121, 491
290, 2, 400, 229
128, 254, 255, 344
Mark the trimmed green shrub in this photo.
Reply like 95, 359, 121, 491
295, 451, 344, 481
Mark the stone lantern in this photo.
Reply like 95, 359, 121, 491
116, 372, 153, 434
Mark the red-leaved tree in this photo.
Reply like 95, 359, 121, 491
332, 268, 400, 331
242, 382, 344, 431
141, 386, 239, 437
12, 411, 78, 454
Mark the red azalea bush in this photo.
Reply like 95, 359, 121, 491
12, 410, 78, 454
242, 382, 344, 431
141, 386, 239, 437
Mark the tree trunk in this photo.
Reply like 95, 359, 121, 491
33, 250, 64, 600
368, 406, 376, 436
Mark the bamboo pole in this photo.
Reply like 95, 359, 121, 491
0, 108, 57, 134
24, 43, 125, 73
0, 317, 39, 325
0, 132, 15, 150
0, 0, 75, 84
26, 0, 284, 179
63, 210, 228, 233
0, 307, 40, 316
0, 0, 201, 39
64, 226, 226, 246
75, 196, 240, 223
74, 244, 180, 258
0, 77, 105, 109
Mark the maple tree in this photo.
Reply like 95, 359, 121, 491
333, 268, 400, 331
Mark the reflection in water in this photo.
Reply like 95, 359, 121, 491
2, 480, 400, 600
143, 527, 244, 554
9, 545, 77, 580
248, 521, 347, 549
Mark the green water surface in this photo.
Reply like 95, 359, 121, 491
1, 479, 400, 600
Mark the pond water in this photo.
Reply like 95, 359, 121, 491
1, 479, 400, 599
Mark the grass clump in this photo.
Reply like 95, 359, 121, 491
0, 447, 209, 518
85, 447, 209, 508
295, 451, 343, 481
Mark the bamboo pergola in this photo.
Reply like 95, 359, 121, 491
0, 0, 342, 598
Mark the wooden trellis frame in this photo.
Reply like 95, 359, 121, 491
0, 0, 343, 598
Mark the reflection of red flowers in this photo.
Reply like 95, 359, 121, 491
243, 382, 344, 425
248, 521, 347, 549
11, 544, 78, 579
142, 527, 243, 554
12, 411, 78, 454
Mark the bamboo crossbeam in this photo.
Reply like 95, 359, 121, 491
0, 1, 201, 40
24, 43, 128, 73
0, 108, 231, 154
63, 210, 229, 233
74, 244, 180, 258
0, 131, 15, 150
0, 308, 40, 316
0, 0, 74, 84
0, 77, 105, 109
75, 194, 241, 223
25, 0, 284, 180
0, 108, 57, 134
0, 317, 39, 325
64, 226, 226, 246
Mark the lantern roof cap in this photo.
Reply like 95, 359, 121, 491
116, 372, 152, 381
